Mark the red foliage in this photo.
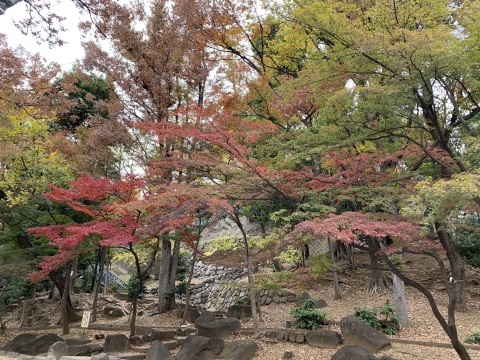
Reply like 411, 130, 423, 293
286, 212, 440, 254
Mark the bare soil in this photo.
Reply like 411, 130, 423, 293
1, 253, 480, 360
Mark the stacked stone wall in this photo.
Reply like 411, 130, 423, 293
189, 261, 298, 310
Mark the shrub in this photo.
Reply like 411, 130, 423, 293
354, 303, 400, 335
465, 330, 480, 344
126, 275, 147, 301
290, 297, 327, 330
234, 296, 251, 305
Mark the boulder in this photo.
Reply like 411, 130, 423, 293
196, 318, 241, 339
69, 343, 103, 356
226, 305, 252, 319
63, 339, 92, 346
91, 354, 110, 360
129, 336, 145, 347
13, 333, 64, 356
103, 307, 125, 317
1, 334, 37, 351
146, 340, 173, 360
218, 339, 258, 360
340, 315, 391, 353
305, 329, 342, 348
150, 330, 176, 341
330, 345, 375, 360
103, 334, 130, 353
179, 309, 201, 323
46, 342, 69, 360
194, 311, 216, 326
176, 335, 224, 360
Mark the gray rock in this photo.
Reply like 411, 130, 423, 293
330, 345, 376, 360
104, 334, 130, 353
128, 336, 145, 347
283, 351, 294, 360
218, 339, 258, 360
196, 318, 241, 339
1, 334, 38, 351
69, 344, 103, 356
150, 330, 176, 342
63, 339, 91, 347
91, 353, 110, 360
194, 311, 216, 326
175, 309, 200, 323
146, 340, 173, 360
340, 315, 391, 353
14, 334, 64, 356
46, 341, 69, 360
103, 307, 125, 317
176, 335, 224, 360
305, 329, 343, 348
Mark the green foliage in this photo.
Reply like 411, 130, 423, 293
126, 275, 147, 301
234, 296, 251, 305
256, 270, 294, 291
300, 297, 317, 310
290, 297, 327, 330
453, 214, 480, 268
306, 254, 333, 277
0, 278, 35, 306
354, 303, 400, 335
465, 330, 480, 344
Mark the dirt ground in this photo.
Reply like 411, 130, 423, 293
1, 253, 480, 360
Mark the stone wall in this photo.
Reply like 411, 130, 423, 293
189, 261, 298, 310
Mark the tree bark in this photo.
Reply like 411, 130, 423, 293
328, 238, 342, 300
91, 246, 106, 323
158, 238, 179, 313
232, 210, 260, 337
384, 254, 471, 360
182, 240, 199, 325
49, 269, 81, 323
365, 238, 390, 293
69, 258, 78, 295
61, 261, 73, 335
435, 221, 467, 312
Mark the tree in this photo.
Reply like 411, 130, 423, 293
287, 211, 472, 360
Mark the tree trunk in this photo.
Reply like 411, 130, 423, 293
49, 269, 81, 323
182, 240, 199, 325
384, 254, 471, 360
69, 259, 78, 295
158, 238, 178, 313
104, 248, 109, 294
91, 247, 106, 323
61, 261, 73, 335
365, 238, 390, 293
392, 273, 408, 328
435, 221, 467, 312
232, 210, 260, 337
328, 238, 342, 300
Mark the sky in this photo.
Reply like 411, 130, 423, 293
1, 1, 85, 70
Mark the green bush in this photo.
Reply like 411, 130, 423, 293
354, 303, 400, 335
126, 275, 147, 301
234, 296, 251, 305
290, 297, 327, 330
0, 278, 35, 306
465, 330, 480, 344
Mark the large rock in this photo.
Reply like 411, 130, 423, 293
305, 329, 342, 348
1, 334, 37, 351
103, 307, 125, 317
218, 339, 258, 360
176, 335, 224, 360
176, 308, 201, 324
103, 334, 130, 353
194, 311, 216, 326
150, 330, 176, 341
195, 311, 240, 339
13, 333, 64, 355
340, 315, 391, 353
46, 341, 69, 360
330, 345, 376, 360
196, 318, 241, 339
226, 305, 252, 319
146, 340, 173, 360
68, 343, 103, 356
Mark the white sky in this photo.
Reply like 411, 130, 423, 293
1, 1, 85, 71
